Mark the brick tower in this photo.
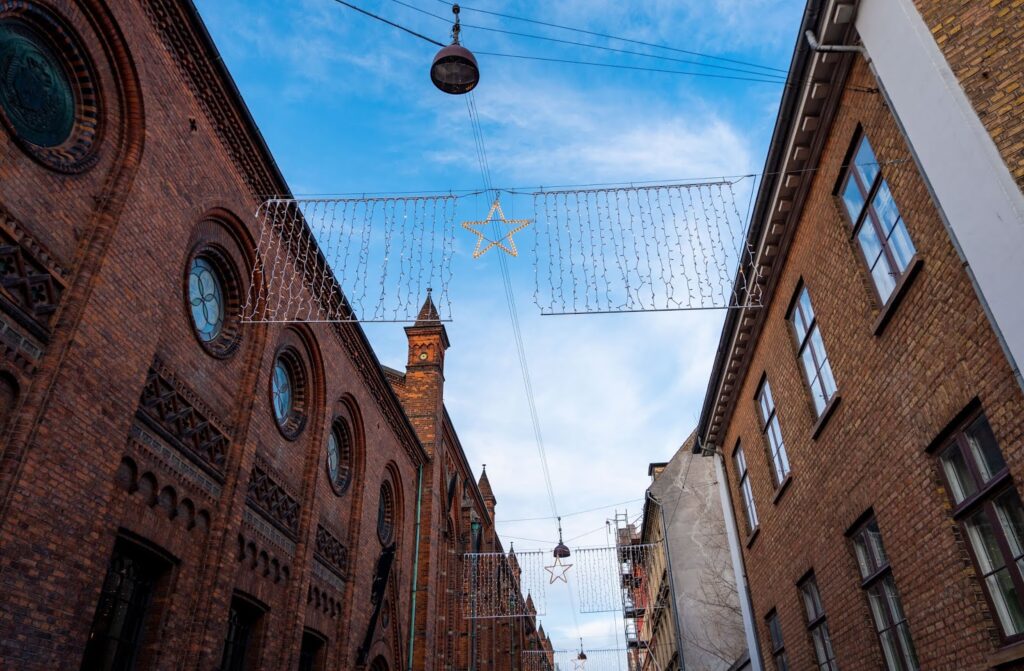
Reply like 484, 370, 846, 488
399, 291, 449, 670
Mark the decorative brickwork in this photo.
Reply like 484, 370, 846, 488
135, 360, 229, 480
0, 212, 67, 334
245, 455, 300, 540
313, 523, 349, 580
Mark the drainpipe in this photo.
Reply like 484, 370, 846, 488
407, 465, 424, 671
804, 30, 867, 58
712, 449, 763, 671
470, 519, 482, 671
648, 490, 686, 671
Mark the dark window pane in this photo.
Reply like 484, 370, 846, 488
220, 598, 263, 671
80, 543, 167, 671
965, 416, 1006, 484
940, 445, 978, 504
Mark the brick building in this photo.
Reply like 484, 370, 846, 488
0, 0, 545, 668
695, 1, 1024, 670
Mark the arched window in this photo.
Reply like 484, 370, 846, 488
0, 372, 18, 434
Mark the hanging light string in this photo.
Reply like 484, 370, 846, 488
267, 158, 909, 198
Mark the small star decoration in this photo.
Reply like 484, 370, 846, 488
461, 199, 532, 259
573, 657, 587, 671
544, 556, 573, 584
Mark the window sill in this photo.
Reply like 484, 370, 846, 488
988, 639, 1024, 666
772, 475, 793, 505
745, 527, 760, 549
873, 256, 923, 336
811, 395, 842, 440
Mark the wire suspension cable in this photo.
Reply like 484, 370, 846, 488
432, 0, 788, 73
387, 0, 787, 80
329, 0, 444, 46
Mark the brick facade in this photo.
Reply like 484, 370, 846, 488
912, 0, 1024, 190
0, 1, 545, 668
697, 3, 1024, 670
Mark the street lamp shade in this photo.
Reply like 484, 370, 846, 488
431, 43, 479, 94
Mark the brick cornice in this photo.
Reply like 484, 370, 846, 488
143, 0, 428, 468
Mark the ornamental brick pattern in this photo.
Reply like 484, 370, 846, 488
0, 1, 545, 669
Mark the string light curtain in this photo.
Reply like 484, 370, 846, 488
241, 196, 458, 323
530, 179, 760, 315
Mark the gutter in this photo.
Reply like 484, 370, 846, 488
694, 0, 826, 452
713, 454, 763, 671
406, 464, 425, 671
648, 490, 686, 670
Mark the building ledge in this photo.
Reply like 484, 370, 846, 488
811, 394, 842, 440
772, 474, 794, 505
988, 639, 1024, 667
873, 256, 924, 336
745, 527, 760, 549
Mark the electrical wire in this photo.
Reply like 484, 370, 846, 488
329, 0, 444, 46
387, 0, 787, 81
432, 0, 788, 74
496, 497, 644, 524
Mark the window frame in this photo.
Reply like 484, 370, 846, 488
325, 418, 353, 496
798, 573, 839, 671
837, 131, 919, 308
765, 609, 789, 671
732, 440, 759, 539
849, 516, 919, 670
269, 346, 308, 440
787, 284, 838, 421
756, 376, 791, 488
936, 409, 1024, 644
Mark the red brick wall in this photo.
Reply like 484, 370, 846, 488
721, 56, 1024, 669
0, 0, 425, 668
913, 0, 1024, 189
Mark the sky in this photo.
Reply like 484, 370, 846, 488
194, 0, 805, 657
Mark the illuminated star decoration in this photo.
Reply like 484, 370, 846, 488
461, 199, 533, 259
573, 656, 587, 671
544, 556, 573, 584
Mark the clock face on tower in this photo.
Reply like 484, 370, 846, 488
419, 352, 428, 361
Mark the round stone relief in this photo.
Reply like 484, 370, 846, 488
0, 5, 102, 172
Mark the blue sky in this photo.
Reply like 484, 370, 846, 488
195, 0, 805, 656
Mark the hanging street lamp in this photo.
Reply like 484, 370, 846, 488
430, 4, 479, 94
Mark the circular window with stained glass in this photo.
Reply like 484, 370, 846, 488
271, 349, 306, 439
189, 257, 224, 342
326, 419, 353, 495
0, 6, 102, 172
185, 249, 240, 358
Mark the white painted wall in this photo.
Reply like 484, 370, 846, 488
857, 0, 1024, 383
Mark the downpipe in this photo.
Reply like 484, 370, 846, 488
406, 465, 424, 671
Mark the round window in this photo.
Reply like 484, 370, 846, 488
184, 247, 241, 358
0, 7, 102, 173
0, 21, 73, 147
272, 359, 293, 421
270, 348, 307, 439
188, 257, 224, 342
326, 419, 352, 495
377, 481, 395, 545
